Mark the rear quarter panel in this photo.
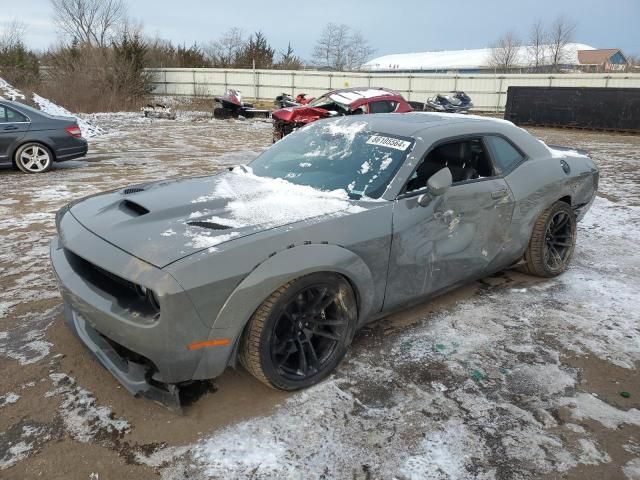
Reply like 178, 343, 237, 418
503, 147, 597, 261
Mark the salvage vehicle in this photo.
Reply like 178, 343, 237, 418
50, 113, 598, 409
426, 91, 474, 114
0, 99, 88, 174
142, 103, 176, 120
272, 87, 413, 142
274, 92, 315, 109
213, 89, 270, 119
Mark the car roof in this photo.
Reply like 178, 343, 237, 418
316, 111, 516, 137
324, 87, 404, 107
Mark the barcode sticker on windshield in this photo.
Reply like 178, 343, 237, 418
366, 135, 411, 151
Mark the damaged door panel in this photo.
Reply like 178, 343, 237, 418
384, 178, 514, 309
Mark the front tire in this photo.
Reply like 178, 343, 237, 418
15, 143, 53, 173
519, 201, 577, 277
240, 273, 357, 390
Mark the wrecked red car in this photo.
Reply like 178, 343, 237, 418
271, 87, 413, 141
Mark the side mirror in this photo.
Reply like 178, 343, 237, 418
427, 167, 452, 196
417, 167, 452, 207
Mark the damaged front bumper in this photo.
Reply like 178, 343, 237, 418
63, 302, 182, 412
49, 211, 236, 411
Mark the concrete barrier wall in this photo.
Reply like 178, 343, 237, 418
146, 68, 640, 112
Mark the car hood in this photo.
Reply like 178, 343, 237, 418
68, 170, 363, 268
272, 106, 331, 124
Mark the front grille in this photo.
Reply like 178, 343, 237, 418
63, 249, 160, 318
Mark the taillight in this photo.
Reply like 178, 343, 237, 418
65, 126, 82, 138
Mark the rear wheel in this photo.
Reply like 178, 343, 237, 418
519, 201, 577, 277
15, 143, 53, 174
240, 273, 357, 390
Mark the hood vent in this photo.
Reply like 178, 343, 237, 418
121, 200, 150, 216
187, 221, 232, 230
123, 187, 145, 195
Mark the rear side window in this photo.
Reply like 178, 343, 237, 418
0, 105, 28, 123
485, 136, 524, 173
368, 101, 397, 114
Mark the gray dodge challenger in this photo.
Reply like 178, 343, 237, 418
50, 113, 598, 408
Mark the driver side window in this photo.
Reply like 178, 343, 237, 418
405, 137, 495, 192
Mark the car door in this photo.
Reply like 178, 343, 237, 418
384, 136, 516, 310
0, 104, 30, 164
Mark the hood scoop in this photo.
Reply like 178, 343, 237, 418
120, 200, 149, 216
186, 220, 232, 231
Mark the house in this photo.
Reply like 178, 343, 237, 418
577, 49, 628, 72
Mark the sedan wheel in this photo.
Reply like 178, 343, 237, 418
519, 201, 577, 277
15, 143, 53, 173
240, 273, 357, 390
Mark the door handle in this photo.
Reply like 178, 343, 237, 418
491, 189, 509, 200
3, 125, 18, 131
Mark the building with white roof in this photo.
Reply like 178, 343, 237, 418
361, 43, 597, 73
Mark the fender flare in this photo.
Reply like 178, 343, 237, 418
212, 243, 376, 335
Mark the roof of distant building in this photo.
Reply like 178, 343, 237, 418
362, 43, 596, 71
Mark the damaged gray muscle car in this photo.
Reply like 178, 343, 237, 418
50, 113, 598, 408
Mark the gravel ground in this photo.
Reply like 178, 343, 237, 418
0, 113, 639, 480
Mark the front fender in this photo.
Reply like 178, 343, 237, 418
213, 243, 376, 333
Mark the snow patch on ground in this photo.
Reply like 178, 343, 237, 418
0, 392, 20, 407
46, 373, 129, 443
0, 77, 25, 100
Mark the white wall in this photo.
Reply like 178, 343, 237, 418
147, 68, 640, 111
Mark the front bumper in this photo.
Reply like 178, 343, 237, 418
50, 211, 237, 404
63, 302, 182, 410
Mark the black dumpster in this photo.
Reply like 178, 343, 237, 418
504, 86, 640, 132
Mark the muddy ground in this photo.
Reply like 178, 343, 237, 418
0, 112, 639, 479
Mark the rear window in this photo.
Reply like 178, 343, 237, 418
485, 136, 525, 173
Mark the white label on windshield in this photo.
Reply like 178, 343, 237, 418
366, 135, 411, 151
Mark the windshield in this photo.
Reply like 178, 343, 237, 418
249, 119, 414, 199
308, 94, 349, 112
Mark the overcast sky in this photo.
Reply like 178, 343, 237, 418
3, 0, 639, 59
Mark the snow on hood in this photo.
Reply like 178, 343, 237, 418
69, 168, 366, 266
191, 166, 364, 236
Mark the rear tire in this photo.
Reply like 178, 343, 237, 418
240, 273, 357, 390
15, 143, 53, 174
519, 201, 576, 277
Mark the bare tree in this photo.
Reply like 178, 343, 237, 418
527, 20, 548, 71
205, 27, 245, 67
50, 0, 127, 47
312, 23, 374, 71
0, 20, 26, 50
547, 15, 576, 72
487, 31, 522, 72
